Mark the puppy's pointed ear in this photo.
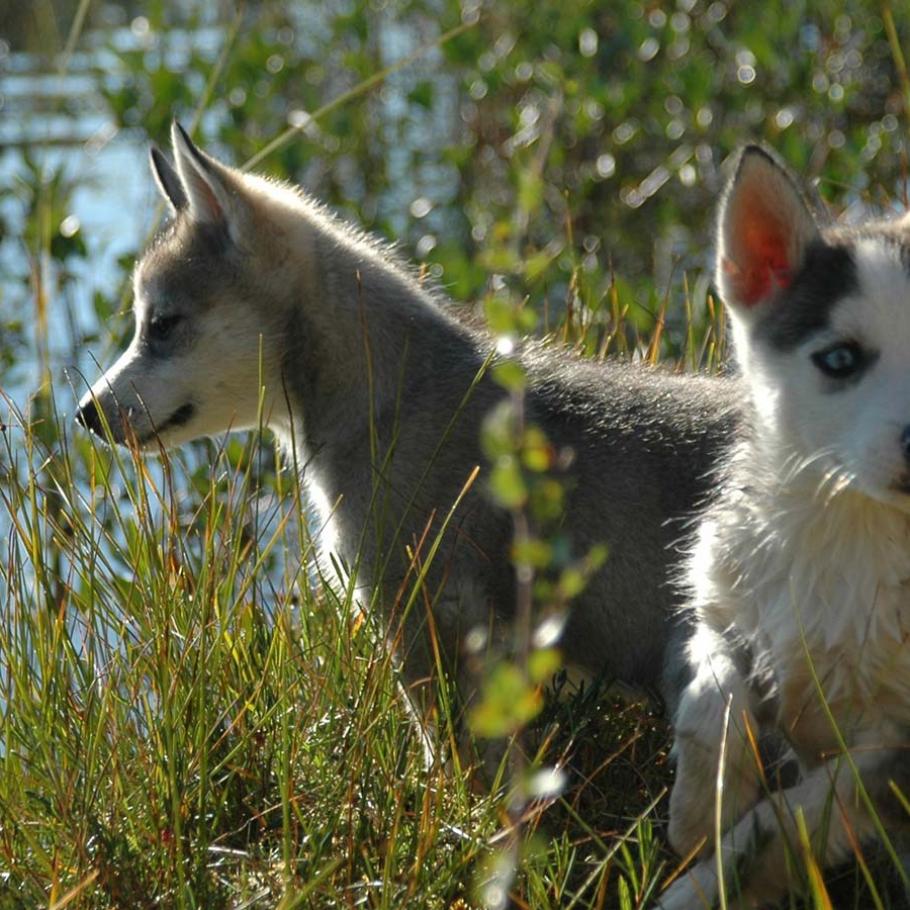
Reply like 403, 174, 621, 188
717, 145, 819, 312
150, 146, 187, 213
170, 121, 245, 237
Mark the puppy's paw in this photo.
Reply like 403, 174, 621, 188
656, 861, 718, 910
667, 810, 710, 860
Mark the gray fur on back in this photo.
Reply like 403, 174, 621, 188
278, 219, 739, 706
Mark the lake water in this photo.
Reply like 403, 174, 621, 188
1, 27, 190, 413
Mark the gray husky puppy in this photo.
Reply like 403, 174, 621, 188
76, 122, 735, 750
662, 147, 910, 908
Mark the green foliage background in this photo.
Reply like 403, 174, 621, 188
5, 0, 909, 375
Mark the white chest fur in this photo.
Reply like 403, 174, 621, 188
692, 485, 910, 759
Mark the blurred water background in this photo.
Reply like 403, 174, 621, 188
1, 2, 464, 415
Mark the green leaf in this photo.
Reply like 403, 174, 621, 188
489, 456, 527, 508
481, 400, 518, 460
527, 647, 561, 683
468, 661, 542, 738
521, 426, 552, 471
484, 295, 518, 334
529, 478, 564, 522
407, 80, 434, 109
492, 358, 527, 391
518, 170, 543, 214
512, 537, 551, 568
558, 566, 586, 600
516, 306, 539, 334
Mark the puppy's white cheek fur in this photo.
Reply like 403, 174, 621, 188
139, 311, 285, 447
804, 370, 910, 504
86, 335, 265, 447
827, 243, 910, 499
731, 345, 779, 437
846, 399, 903, 500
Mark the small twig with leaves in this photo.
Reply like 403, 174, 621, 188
470, 294, 607, 909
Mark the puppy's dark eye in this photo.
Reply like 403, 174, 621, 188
811, 341, 865, 379
148, 313, 182, 342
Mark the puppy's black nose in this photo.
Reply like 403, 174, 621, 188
75, 399, 103, 436
901, 425, 910, 462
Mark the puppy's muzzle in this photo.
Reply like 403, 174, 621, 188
75, 398, 104, 436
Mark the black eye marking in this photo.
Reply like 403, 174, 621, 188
148, 312, 183, 342
810, 340, 868, 380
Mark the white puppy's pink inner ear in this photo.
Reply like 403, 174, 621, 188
723, 186, 803, 307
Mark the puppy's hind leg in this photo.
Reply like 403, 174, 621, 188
397, 593, 512, 789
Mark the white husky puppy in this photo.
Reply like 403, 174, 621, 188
662, 147, 910, 908
76, 123, 737, 754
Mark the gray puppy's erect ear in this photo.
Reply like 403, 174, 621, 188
150, 145, 187, 213
716, 145, 819, 313
169, 120, 245, 236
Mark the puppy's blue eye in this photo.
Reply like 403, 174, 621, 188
811, 341, 865, 379
149, 313, 182, 341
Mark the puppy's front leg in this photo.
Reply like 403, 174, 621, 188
668, 623, 761, 858
660, 745, 908, 909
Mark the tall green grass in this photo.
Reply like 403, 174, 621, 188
0, 194, 723, 908
0, 360, 662, 909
